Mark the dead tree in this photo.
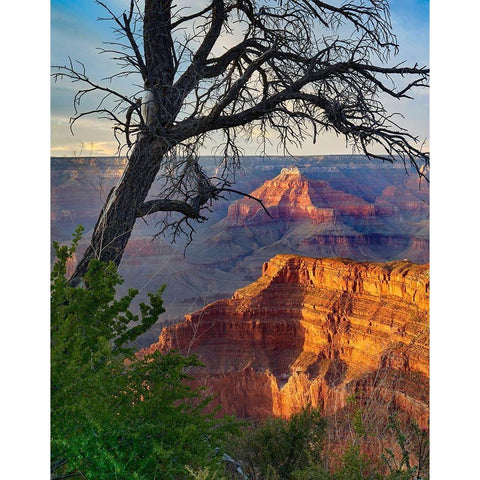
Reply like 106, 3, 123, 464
52, 0, 429, 280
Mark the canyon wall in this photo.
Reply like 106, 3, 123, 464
52, 156, 429, 346
143, 255, 429, 427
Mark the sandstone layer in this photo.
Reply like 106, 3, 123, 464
144, 255, 429, 427
227, 166, 396, 226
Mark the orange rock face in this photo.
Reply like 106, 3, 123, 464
189, 166, 429, 272
226, 167, 378, 225
143, 255, 429, 427
53, 157, 429, 347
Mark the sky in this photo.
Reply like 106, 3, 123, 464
50, 0, 430, 157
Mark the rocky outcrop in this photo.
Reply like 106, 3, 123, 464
226, 166, 380, 225
376, 178, 429, 220
189, 166, 429, 270
144, 255, 429, 427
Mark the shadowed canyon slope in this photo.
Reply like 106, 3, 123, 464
143, 255, 429, 426
52, 156, 428, 345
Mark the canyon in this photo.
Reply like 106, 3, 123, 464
142, 255, 429, 428
51, 155, 430, 459
51, 155, 429, 345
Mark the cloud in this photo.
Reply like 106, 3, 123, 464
51, 113, 120, 157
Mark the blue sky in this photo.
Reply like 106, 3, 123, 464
50, 0, 429, 157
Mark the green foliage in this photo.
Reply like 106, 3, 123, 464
51, 229, 429, 480
232, 407, 327, 479
331, 443, 381, 480
51, 227, 237, 479
186, 465, 229, 480
381, 414, 429, 480
230, 404, 429, 480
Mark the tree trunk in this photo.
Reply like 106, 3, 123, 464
72, 136, 166, 280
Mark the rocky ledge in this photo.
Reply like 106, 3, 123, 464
142, 255, 429, 426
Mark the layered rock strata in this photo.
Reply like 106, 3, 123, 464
190, 166, 429, 271
143, 255, 429, 426
226, 167, 390, 226
52, 157, 429, 346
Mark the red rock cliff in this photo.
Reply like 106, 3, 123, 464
226, 167, 378, 225
143, 255, 429, 426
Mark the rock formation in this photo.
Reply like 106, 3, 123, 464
52, 156, 429, 346
143, 255, 429, 427
188, 166, 429, 274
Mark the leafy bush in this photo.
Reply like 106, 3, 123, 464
51, 227, 236, 479
381, 414, 429, 480
231, 407, 327, 479
229, 405, 428, 480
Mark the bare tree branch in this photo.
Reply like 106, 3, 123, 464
52, 0, 430, 278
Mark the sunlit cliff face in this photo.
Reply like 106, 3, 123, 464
226, 167, 378, 224
142, 255, 429, 427
52, 157, 429, 346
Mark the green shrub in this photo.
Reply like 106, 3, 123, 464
381, 414, 429, 480
51, 227, 236, 479
51, 228, 429, 480
229, 404, 428, 480
231, 407, 327, 479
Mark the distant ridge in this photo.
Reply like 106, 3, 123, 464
188, 166, 428, 271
